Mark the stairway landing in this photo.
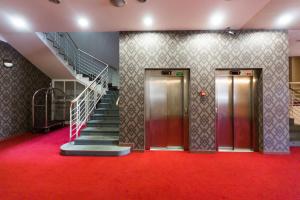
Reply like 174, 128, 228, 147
60, 90, 131, 156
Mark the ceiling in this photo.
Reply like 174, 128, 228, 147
0, 0, 300, 54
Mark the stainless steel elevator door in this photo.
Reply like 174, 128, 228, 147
216, 76, 234, 149
167, 77, 183, 146
233, 76, 252, 149
149, 76, 168, 147
148, 76, 184, 147
216, 70, 255, 151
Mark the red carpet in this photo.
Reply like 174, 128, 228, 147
0, 127, 300, 200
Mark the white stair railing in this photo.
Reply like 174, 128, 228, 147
289, 82, 300, 125
43, 32, 107, 80
70, 66, 109, 141
41, 32, 113, 141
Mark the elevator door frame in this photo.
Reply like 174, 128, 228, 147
145, 69, 190, 151
215, 69, 259, 152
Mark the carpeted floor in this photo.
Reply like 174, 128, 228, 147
0, 127, 300, 200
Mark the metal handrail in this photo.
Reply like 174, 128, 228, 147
78, 49, 108, 66
69, 67, 109, 141
65, 33, 79, 49
71, 66, 108, 103
44, 32, 109, 81
116, 96, 120, 106
43, 32, 112, 141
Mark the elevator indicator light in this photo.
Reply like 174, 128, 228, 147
176, 72, 184, 77
161, 70, 172, 75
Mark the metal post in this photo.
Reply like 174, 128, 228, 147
69, 104, 72, 141
85, 90, 88, 122
76, 101, 79, 138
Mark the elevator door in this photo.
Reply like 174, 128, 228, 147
216, 76, 233, 149
148, 76, 184, 148
216, 70, 255, 151
233, 76, 252, 149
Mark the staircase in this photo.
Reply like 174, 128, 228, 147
38, 32, 107, 88
61, 88, 130, 156
38, 32, 130, 156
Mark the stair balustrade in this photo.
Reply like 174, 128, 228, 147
42, 32, 112, 141
69, 66, 109, 141
43, 32, 108, 80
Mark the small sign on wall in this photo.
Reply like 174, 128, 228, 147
176, 71, 184, 77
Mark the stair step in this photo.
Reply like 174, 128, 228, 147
102, 96, 118, 101
107, 90, 119, 94
92, 113, 119, 117
104, 93, 118, 96
81, 127, 119, 136
94, 108, 119, 115
95, 108, 119, 111
60, 142, 130, 156
87, 120, 120, 127
101, 99, 114, 103
74, 135, 119, 145
97, 103, 117, 109
90, 115, 119, 120
101, 97, 115, 100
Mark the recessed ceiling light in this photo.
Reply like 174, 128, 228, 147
110, 0, 126, 7
276, 13, 294, 27
49, 0, 61, 4
225, 27, 236, 35
210, 12, 224, 29
77, 17, 90, 29
143, 16, 153, 27
9, 15, 30, 31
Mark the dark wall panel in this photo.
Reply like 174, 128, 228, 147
0, 41, 51, 140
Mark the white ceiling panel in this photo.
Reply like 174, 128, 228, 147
0, 0, 270, 32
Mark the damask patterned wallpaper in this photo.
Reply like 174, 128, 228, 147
119, 31, 289, 153
0, 41, 51, 140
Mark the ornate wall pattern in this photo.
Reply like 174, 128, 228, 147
0, 41, 51, 140
119, 31, 289, 153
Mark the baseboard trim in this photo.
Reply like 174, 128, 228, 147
132, 149, 145, 153
262, 151, 290, 155
119, 142, 134, 150
0, 132, 28, 142
189, 150, 216, 154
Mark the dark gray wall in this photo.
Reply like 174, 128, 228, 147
119, 31, 289, 153
0, 41, 51, 140
69, 32, 119, 69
